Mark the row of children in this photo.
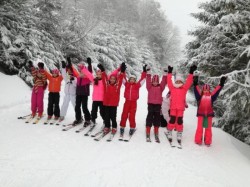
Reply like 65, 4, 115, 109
27, 58, 226, 145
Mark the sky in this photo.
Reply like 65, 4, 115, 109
157, 0, 208, 48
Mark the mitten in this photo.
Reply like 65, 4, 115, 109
193, 76, 198, 86
220, 76, 227, 87
87, 57, 92, 66
28, 60, 33, 68
143, 65, 147, 72
97, 63, 105, 72
67, 57, 72, 67
120, 63, 126, 73
61, 61, 66, 69
189, 65, 197, 74
168, 66, 173, 73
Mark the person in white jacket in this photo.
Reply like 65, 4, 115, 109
59, 60, 77, 121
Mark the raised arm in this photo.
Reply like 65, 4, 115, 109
146, 74, 152, 90
137, 72, 146, 87
117, 72, 125, 90
61, 68, 68, 81
44, 70, 52, 81
81, 67, 94, 82
182, 74, 194, 90
160, 75, 167, 91
194, 85, 202, 101
211, 85, 222, 102
183, 65, 197, 90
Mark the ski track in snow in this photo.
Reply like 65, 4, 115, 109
0, 73, 250, 187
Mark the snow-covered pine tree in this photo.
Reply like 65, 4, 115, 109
186, 0, 250, 145
0, 0, 63, 86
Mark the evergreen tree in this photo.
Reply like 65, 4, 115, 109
186, 0, 250, 145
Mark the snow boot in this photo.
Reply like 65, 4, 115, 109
129, 128, 136, 136
120, 127, 125, 136
177, 132, 182, 144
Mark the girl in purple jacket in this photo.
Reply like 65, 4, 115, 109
146, 65, 167, 142
193, 76, 226, 146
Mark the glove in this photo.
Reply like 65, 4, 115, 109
120, 63, 126, 73
220, 76, 227, 87
168, 66, 173, 73
61, 61, 66, 69
87, 57, 91, 66
193, 76, 198, 86
97, 63, 105, 72
38, 62, 44, 69
189, 65, 197, 74
28, 60, 33, 68
67, 57, 72, 67
143, 65, 147, 72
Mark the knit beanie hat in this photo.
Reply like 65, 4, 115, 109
129, 75, 137, 80
152, 75, 159, 83
175, 74, 184, 83
202, 84, 210, 91
52, 69, 59, 75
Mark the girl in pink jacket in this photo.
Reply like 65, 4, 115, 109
82, 66, 121, 126
166, 65, 197, 145
193, 76, 226, 146
146, 65, 167, 142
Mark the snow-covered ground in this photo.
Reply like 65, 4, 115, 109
0, 72, 250, 187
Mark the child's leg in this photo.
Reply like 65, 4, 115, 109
47, 92, 54, 117
167, 109, 177, 131
195, 116, 204, 144
37, 87, 44, 117
70, 95, 76, 108
91, 101, 99, 123
31, 88, 37, 116
110, 106, 117, 129
60, 94, 70, 118
146, 104, 154, 127
153, 104, 161, 135
99, 102, 105, 123
175, 110, 184, 132
104, 106, 111, 129
54, 93, 60, 118
128, 101, 137, 129
75, 95, 82, 121
120, 100, 130, 128
204, 117, 213, 145
81, 96, 91, 121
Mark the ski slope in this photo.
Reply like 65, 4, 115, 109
0, 72, 250, 187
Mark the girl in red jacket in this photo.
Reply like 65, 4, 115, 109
193, 76, 226, 146
44, 69, 63, 122
166, 65, 197, 145
146, 65, 167, 142
97, 63, 126, 135
119, 65, 147, 138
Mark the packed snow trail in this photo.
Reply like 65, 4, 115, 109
0, 73, 250, 187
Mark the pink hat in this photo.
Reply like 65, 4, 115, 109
202, 84, 210, 91
52, 69, 59, 74
152, 75, 159, 83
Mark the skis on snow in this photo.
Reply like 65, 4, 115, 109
84, 125, 96, 136
94, 131, 110, 141
62, 122, 81, 131
164, 132, 182, 149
